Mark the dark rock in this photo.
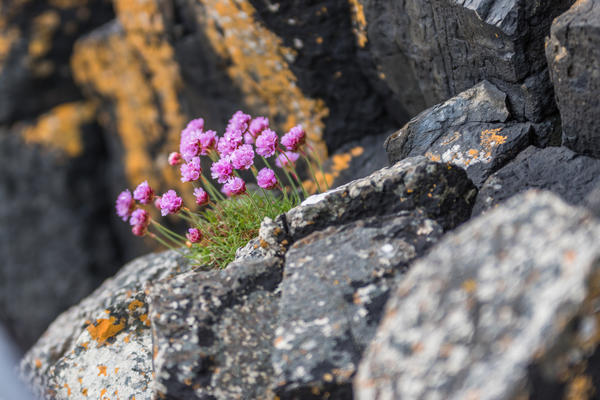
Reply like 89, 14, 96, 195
356, 190, 600, 399
359, 0, 573, 124
474, 146, 600, 215
271, 212, 443, 399
385, 81, 531, 187
20, 250, 193, 400
149, 257, 283, 400
546, 0, 600, 158
0, 0, 114, 123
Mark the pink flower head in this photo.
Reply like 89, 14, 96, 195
180, 134, 200, 162
248, 116, 269, 138
132, 224, 147, 237
186, 228, 202, 243
115, 189, 135, 221
227, 111, 251, 133
180, 157, 202, 182
230, 144, 255, 170
168, 152, 183, 166
193, 187, 209, 206
210, 158, 234, 183
244, 131, 256, 145
257, 167, 278, 189
154, 196, 162, 210
129, 208, 149, 227
198, 130, 217, 155
275, 151, 300, 168
255, 129, 278, 157
186, 118, 204, 132
281, 125, 306, 151
217, 128, 243, 157
159, 190, 183, 216
222, 176, 246, 196
133, 180, 154, 204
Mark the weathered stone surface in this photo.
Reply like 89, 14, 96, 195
286, 156, 477, 240
149, 257, 282, 400
385, 81, 531, 187
272, 211, 443, 399
546, 0, 600, 158
356, 190, 600, 400
359, 0, 573, 125
20, 251, 193, 400
474, 146, 600, 215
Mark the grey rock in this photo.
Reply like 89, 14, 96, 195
474, 146, 600, 215
546, 0, 600, 158
272, 212, 443, 399
20, 250, 193, 400
385, 82, 532, 187
359, 0, 573, 124
286, 156, 477, 239
355, 190, 600, 400
149, 257, 283, 400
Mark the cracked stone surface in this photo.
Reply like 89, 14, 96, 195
356, 190, 600, 400
385, 81, 531, 187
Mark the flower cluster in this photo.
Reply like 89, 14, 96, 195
115, 110, 325, 268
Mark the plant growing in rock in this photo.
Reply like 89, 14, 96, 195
115, 111, 327, 268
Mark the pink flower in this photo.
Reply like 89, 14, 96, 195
230, 144, 255, 170
255, 129, 278, 157
129, 208, 149, 226
115, 190, 135, 221
186, 118, 204, 132
210, 158, 234, 183
217, 129, 243, 157
222, 176, 246, 196
193, 187, 209, 206
227, 111, 251, 133
180, 157, 202, 182
244, 132, 256, 145
186, 228, 202, 243
198, 130, 217, 155
168, 152, 183, 166
180, 134, 200, 162
132, 224, 147, 237
281, 125, 306, 151
257, 167, 277, 189
275, 151, 300, 168
248, 116, 269, 138
133, 180, 154, 204
154, 196, 162, 210
159, 190, 183, 216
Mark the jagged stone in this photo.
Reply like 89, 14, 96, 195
356, 190, 600, 400
20, 251, 193, 400
359, 0, 573, 126
474, 146, 600, 215
149, 257, 282, 400
385, 82, 531, 187
546, 0, 600, 158
271, 212, 443, 399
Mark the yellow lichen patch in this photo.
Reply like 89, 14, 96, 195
63, 383, 71, 396
28, 10, 61, 73
462, 279, 477, 293
82, 388, 88, 396
86, 316, 126, 345
350, 146, 364, 157
566, 375, 594, 400
0, 27, 19, 74
49, 0, 89, 8
198, 0, 329, 159
128, 299, 144, 312
35, 358, 42, 368
425, 152, 442, 162
480, 128, 507, 158
97, 365, 107, 376
21, 101, 96, 157
348, 0, 368, 47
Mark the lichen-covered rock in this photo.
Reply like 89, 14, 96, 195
355, 190, 600, 400
271, 212, 443, 399
286, 156, 477, 239
20, 251, 193, 400
474, 146, 600, 215
546, 0, 600, 158
359, 0, 573, 125
385, 81, 531, 187
149, 257, 283, 400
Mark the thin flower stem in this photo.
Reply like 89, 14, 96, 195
249, 167, 275, 214
261, 156, 291, 203
300, 150, 322, 193
277, 147, 309, 199
148, 231, 185, 255
151, 220, 187, 245
306, 143, 330, 190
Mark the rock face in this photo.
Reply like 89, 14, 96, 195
355, 190, 600, 400
385, 81, 531, 187
474, 146, 600, 215
546, 0, 600, 158
359, 0, 574, 124
21, 157, 476, 399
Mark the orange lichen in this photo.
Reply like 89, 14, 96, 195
480, 128, 507, 158
63, 383, 72, 396
566, 375, 594, 400
462, 279, 477, 293
35, 358, 42, 368
29, 10, 60, 59
97, 365, 107, 376
21, 101, 96, 157
348, 0, 368, 47
128, 299, 144, 312
0, 27, 19, 74
82, 388, 88, 396
81, 342, 89, 349
425, 152, 442, 162
86, 316, 126, 345
302, 146, 364, 194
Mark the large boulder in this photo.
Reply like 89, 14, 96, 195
358, 0, 574, 126
546, 0, 600, 158
474, 145, 600, 215
385, 81, 531, 187
356, 190, 600, 399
